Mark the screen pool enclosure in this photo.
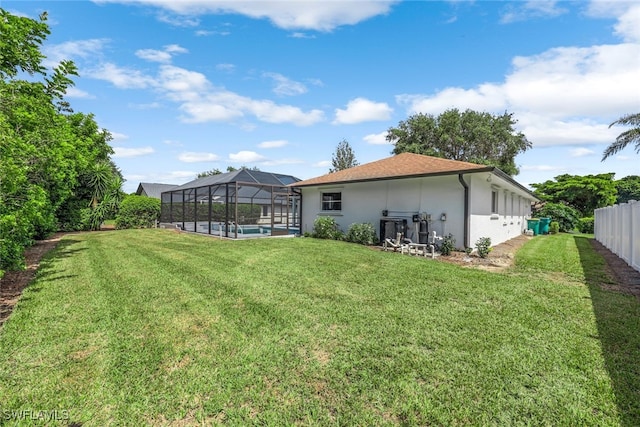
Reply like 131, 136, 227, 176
160, 170, 301, 239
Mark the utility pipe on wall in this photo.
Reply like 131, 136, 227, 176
458, 174, 470, 249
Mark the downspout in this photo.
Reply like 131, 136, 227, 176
458, 174, 470, 249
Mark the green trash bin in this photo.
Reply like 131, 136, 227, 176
527, 218, 540, 236
538, 217, 551, 234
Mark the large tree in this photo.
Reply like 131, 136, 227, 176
387, 109, 531, 176
615, 175, 640, 204
330, 139, 359, 173
602, 113, 640, 161
0, 8, 118, 272
531, 173, 617, 217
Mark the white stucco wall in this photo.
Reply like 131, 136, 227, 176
299, 172, 537, 249
467, 173, 535, 247
299, 175, 466, 245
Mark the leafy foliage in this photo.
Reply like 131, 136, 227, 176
602, 112, 640, 161
615, 175, 640, 204
116, 195, 161, 229
312, 216, 343, 240
549, 221, 560, 234
388, 109, 531, 176
578, 217, 595, 234
345, 223, 377, 245
0, 9, 119, 272
534, 202, 580, 233
475, 237, 492, 258
440, 233, 456, 256
330, 140, 359, 172
531, 173, 617, 217
197, 168, 222, 178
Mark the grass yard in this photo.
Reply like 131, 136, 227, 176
0, 230, 638, 425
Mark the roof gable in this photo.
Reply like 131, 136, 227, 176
136, 182, 178, 199
291, 153, 491, 187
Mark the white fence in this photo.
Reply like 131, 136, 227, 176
594, 200, 640, 273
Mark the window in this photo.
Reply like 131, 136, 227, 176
491, 190, 499, 214
262, 205, 269, 216
503, 191, 508, 217
322, 192, 342, 211
510, 193, 514, 218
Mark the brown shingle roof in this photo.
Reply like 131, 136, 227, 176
291, 153, 492, 187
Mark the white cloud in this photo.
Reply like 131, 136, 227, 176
178, 152, 219, 162
313, 160, 331, 168
396, 20, 640, 148
136, 49, 172, 63
98, 0, 398, 31
43, 39, 108, 67
165, 44, 188, 54
136, 44, 188, 63
64, 87, 94, 99
113, 146, 154, 158
363, 131, 391, 145
158, 65, 210, 98
157, 13, 200, 27
88, 61, 324, 126
289, 32, 316, 39
216, 63, 236, 72
264, 72, 307, 96
109, 132, 129, 141
258, 140, 288, 148
569, 147, 596, 157
229, 151, 266, 163
89, 62, 155, 89
333, 97, 393, 124
501, 1, 568, 24
614, 4, 640, 42
517, 113, 619, 146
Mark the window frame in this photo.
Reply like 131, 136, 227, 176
491, 190, 499, 214
321, 191, 342, 212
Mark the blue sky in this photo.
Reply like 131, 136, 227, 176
7, 0, 640, 193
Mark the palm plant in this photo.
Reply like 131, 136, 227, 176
602, 112, 640, 161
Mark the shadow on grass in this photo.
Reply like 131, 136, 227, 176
33, 239, 84, 282
574, 235, 640, 426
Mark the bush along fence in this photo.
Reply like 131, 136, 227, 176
594, 200, 640, 273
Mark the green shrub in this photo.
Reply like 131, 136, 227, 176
549, 221, 560, 234
440, 233, 455, 256
345, 223, 377, 245
475, 237, 492, 258
115, 195, 161, 229
533, 202, 580, 233
312, 216, 343, 240
578, 217, 594, 234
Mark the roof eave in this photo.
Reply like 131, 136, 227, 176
290, 167, 493, 188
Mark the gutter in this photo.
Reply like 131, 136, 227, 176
458, 174, 470, 249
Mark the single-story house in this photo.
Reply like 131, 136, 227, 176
290, 152, 540, 249
136, 182, 178, 199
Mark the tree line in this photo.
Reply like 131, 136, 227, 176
1, 9, 121, 273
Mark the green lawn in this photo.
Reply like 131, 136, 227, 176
0, 230, 638, 426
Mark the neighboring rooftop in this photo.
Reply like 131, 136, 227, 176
291, 153, 492, 187
136, 183, 178, 199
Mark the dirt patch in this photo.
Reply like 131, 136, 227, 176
435, 234, 534, 271
0, 232, 66, 326
589, 239, 640, 299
